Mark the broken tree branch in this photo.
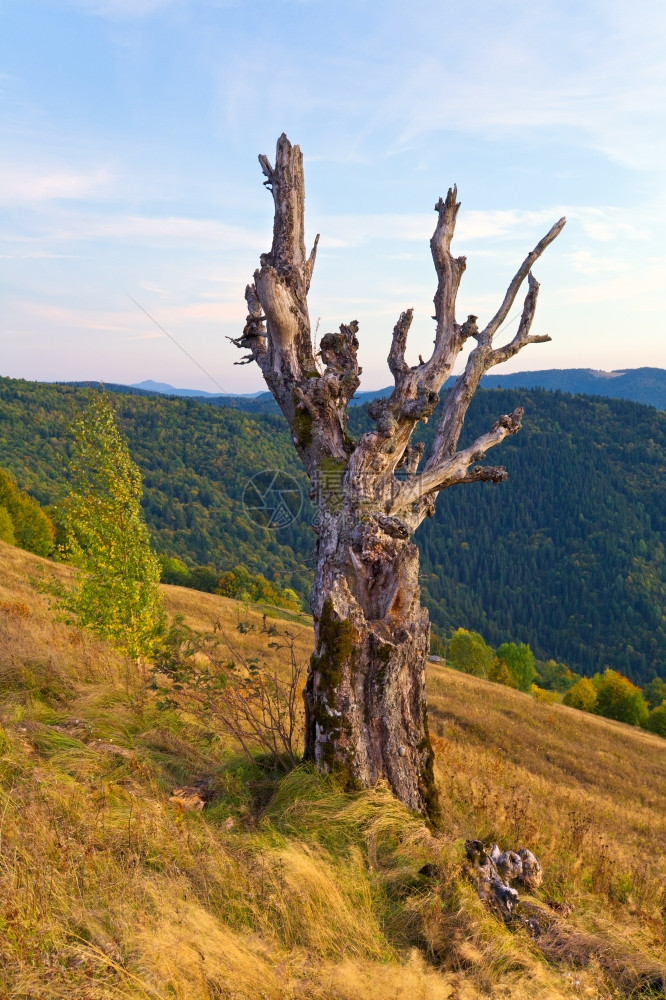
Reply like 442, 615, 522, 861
391, 408, 523, 511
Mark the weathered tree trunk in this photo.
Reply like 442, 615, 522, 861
304, 512, 436, 814
231, 134, 565, 821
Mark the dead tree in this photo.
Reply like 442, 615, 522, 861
233, 134, 565, 821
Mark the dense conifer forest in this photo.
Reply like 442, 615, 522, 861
1, 375, 664, 683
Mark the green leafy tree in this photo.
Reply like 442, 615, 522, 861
189, 566, 220, 594
643, 677, 666, 711
537, 659, 580, 693
593, 669, 649, 727
646, 702, 666, 738
62, 394, 164, 661
0, 506, 15, 545
447, 628, 494, 678
563, 677, 598, 713
0, 469, 54, 556
158, 555, 191, 588
496, 641, 537, 692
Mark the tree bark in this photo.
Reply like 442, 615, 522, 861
233, 134, 565, 822
304, 506, 436, 815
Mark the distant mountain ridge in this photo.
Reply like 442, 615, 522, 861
91, 367, 666, 410
350, 367, 666, 409
131, 380, 265, 399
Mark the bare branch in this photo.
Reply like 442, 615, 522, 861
388, 309, 413, 381
305, 233, 320, 292
258, 153, 274, 188
461, 465, 508, 485
392, 408, 523, 511
422, 227, 564, 474
430, 187, 467, 358
227, 283, 268, 366
247, 135, 317, 383
263, 134, 307, 277
490, 272, 550, 365
480, 217, 566, 342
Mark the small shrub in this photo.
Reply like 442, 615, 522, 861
646, 701, 666, 738
594, 669, 649, 727
151, 617, 304, 770
530, 683, 558, 704
563, 677, 598, 713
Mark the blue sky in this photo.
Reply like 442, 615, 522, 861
1, 0, 665, 392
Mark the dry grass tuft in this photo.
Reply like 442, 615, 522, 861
1, 540, 665, 998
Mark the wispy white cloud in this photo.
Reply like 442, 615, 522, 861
0, 166, 115, 204
367, 1, 666, 172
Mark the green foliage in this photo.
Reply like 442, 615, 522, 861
646, 701, 666, 737
61, 393, 165, 660
158, 555, 191, 587
188, 565, 221, 593
0, 506, 15, 545
537, 659, 581, 693
496, 641, 537, 692
563, 677, 598, 713
217, 565, 302, 611
447, 628, 494, 678
643, 677, 666, 710
0, 469, 54, 557
593, 669, 649, 727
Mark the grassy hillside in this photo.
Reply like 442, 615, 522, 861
1, 541, 665, 998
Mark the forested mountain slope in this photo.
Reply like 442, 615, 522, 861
387, 391, 666, 683
1, 376, 664, 682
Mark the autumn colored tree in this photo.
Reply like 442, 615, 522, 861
593, 669, 648, 727
62, 393, 164, 662
563, 677, 598, 713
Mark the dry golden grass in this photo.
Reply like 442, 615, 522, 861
1, 539, 664, 999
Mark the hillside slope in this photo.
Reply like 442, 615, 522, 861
1, 376, 665, 682
1, 541, 665, 998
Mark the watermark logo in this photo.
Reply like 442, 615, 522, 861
242, 470, 303, 529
